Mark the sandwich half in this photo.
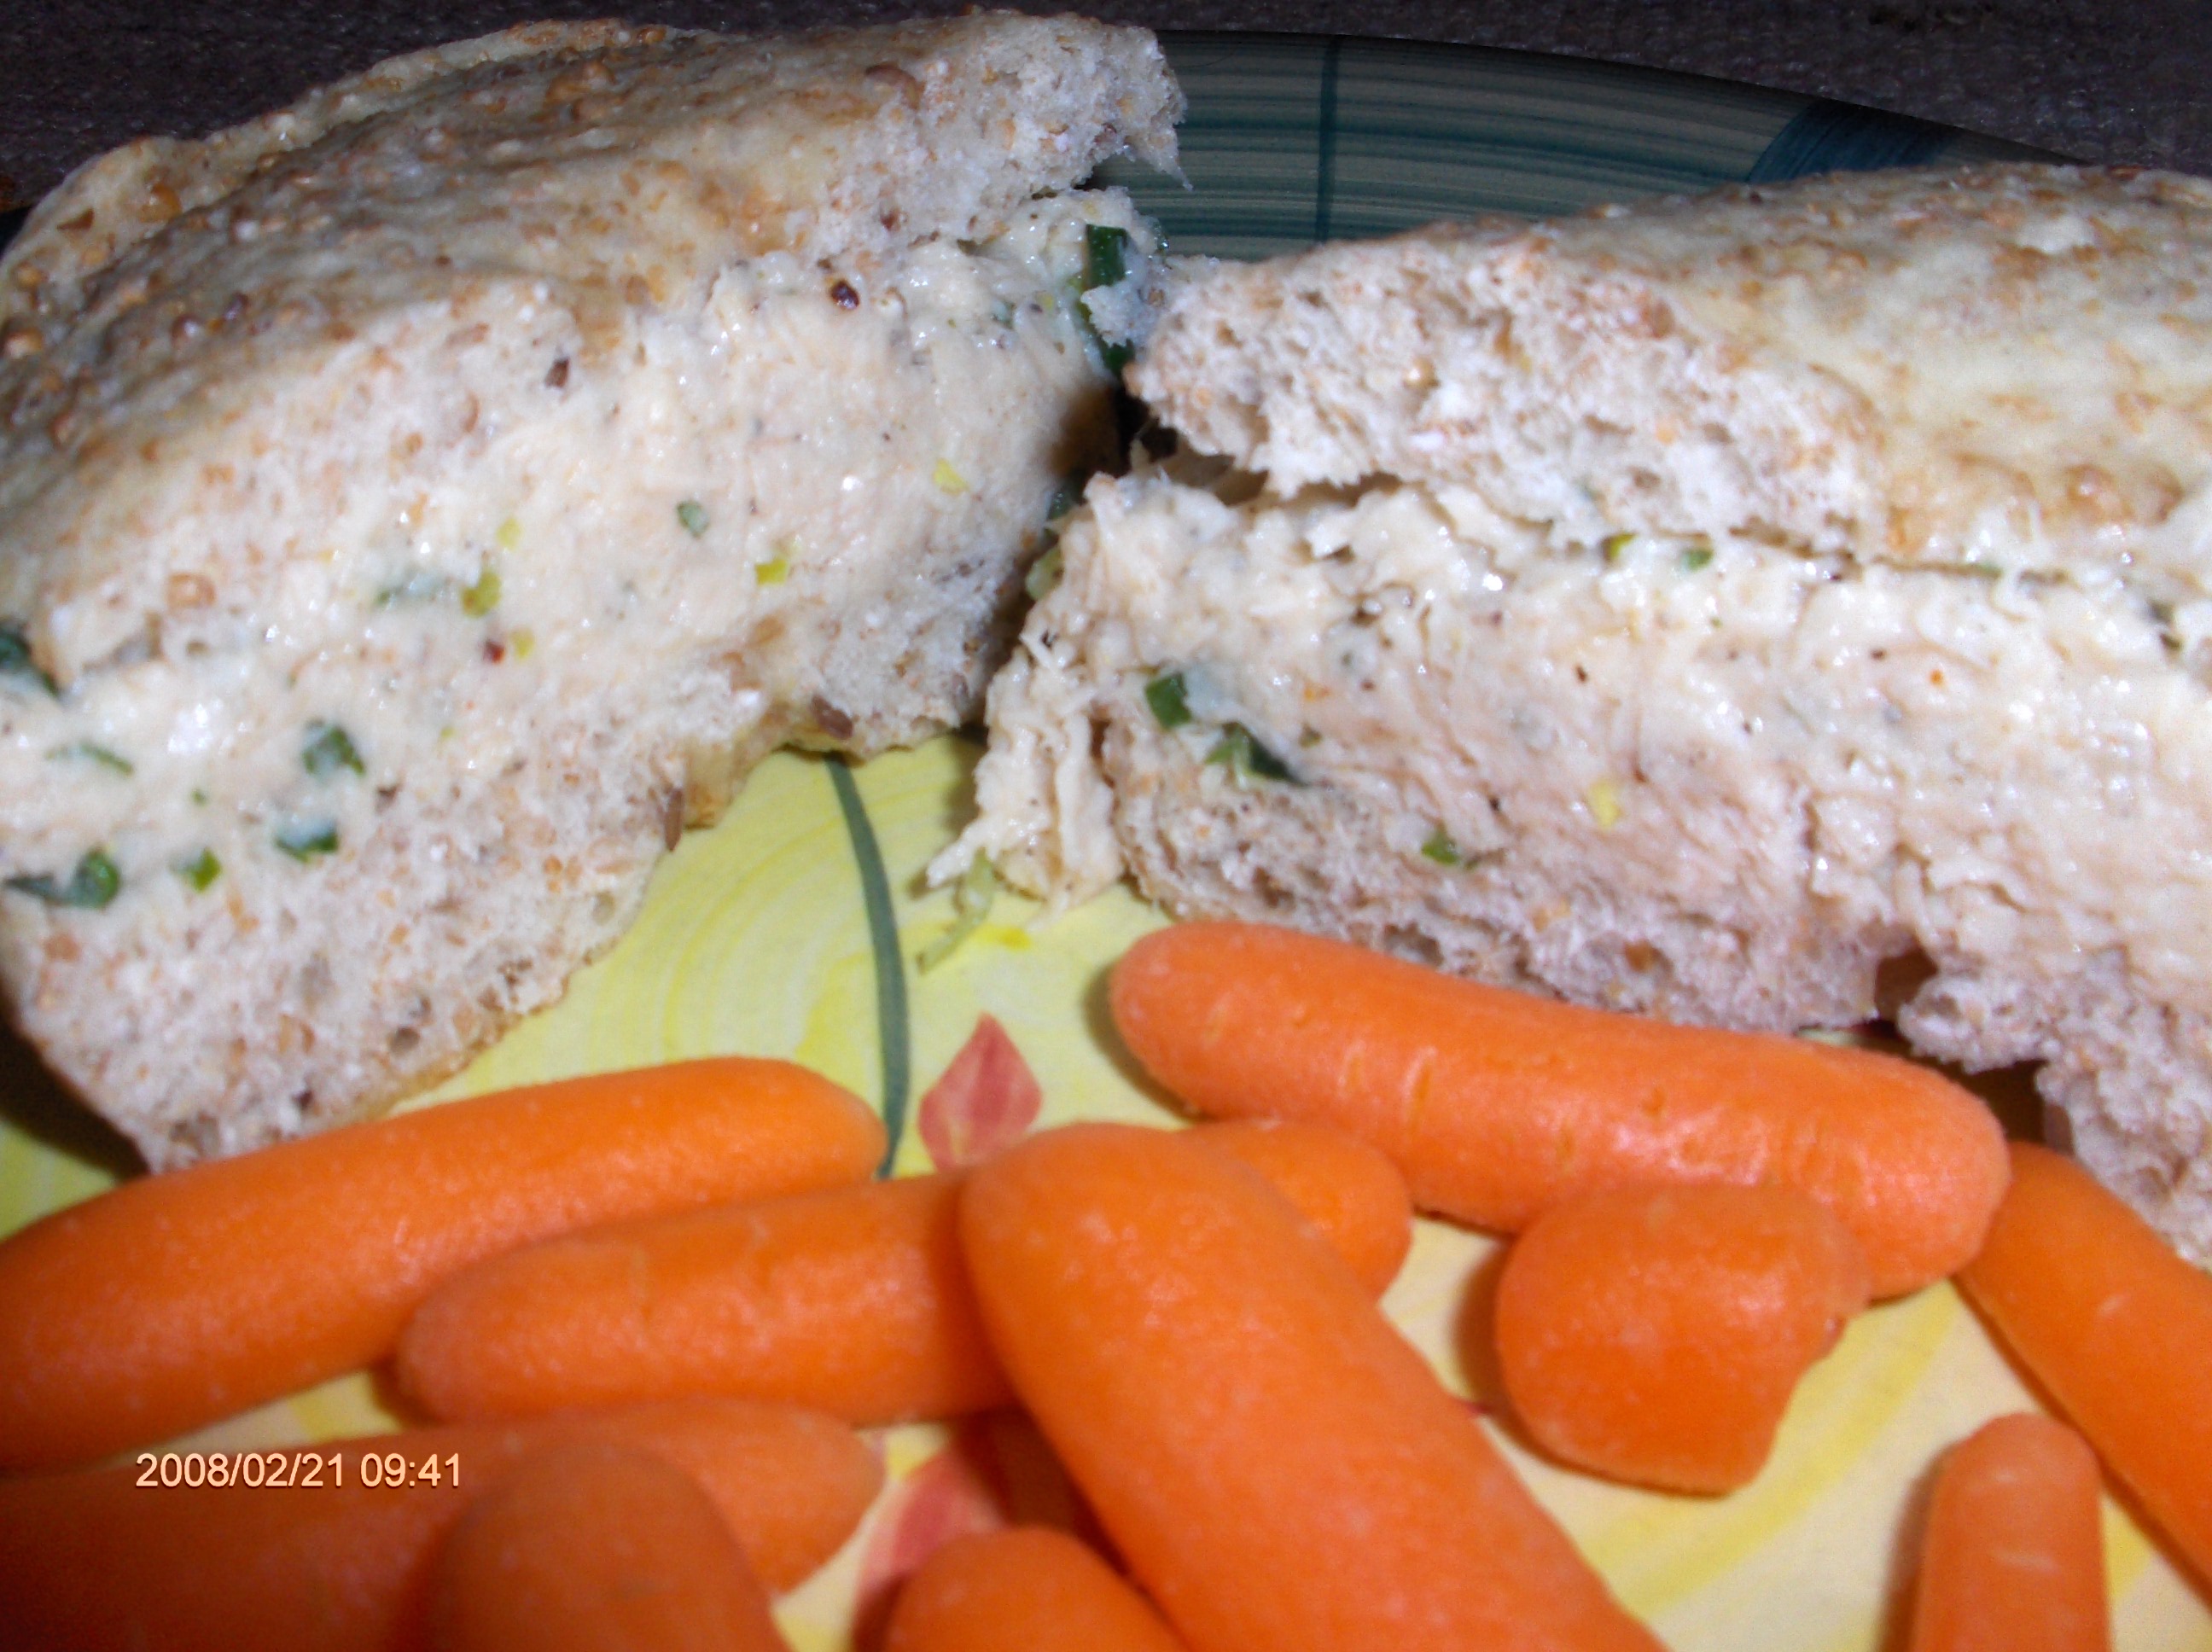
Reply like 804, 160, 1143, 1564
944, 164, 2212, 1264
0, 14, 1179, 1165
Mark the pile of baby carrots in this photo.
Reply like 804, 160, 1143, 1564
0, 920, 2205, 1651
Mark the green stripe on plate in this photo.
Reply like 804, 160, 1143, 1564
826, 755, 910, 1177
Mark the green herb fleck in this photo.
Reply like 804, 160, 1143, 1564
917, 852, 998, 972
1208, 724, 1296, 784
1024, 543, 1064, 602
1083, 224, 1131, 292
496, 516, 523, 551
301, 721, 364, 779
189, 788, 209, 806
174, 848, 222, 892
1680, 545, 1714, 572
8, 848, 121, 909
1144, 672, 1192, 730
1421, 829, 1462, 866
0, 621, 57, 695
1045, 474, 1085, 521
676, 500, 710, 538
1602, 532, 1634, 564
754, 556, 789, 587
1963, 561, 2004, 581
48, 742, 132, 775
374, 570, 449, 608
461, 567, 502, 618
275, 817, 340, 862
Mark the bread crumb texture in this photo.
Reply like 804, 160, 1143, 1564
946, 165, 2212, 1264
0, 14, 1181, 1166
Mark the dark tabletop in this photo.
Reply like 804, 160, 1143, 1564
2, 0, 2206, 214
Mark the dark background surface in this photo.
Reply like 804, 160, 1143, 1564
2, 0, 2206, 212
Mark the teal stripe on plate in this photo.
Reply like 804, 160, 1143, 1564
1096, 32, 2051, 258
1748, 97, 2057, 183
1097, 34, 1336, 260
1323, 38, 1802, 235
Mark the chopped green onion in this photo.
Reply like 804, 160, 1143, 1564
8, 848, 121, 909
1207, 724, 1296, 783
275, 817, 340, 861
461, 567, 502, 618
374, 570, 449, 608
1421, 829, 1462, 866
1680, 545, 1714, 572
754, 557, 789, 587
1024, 543, 1064, 602
917, 852, 998, 972
301, 721, 364, 779
1083, 224, 1131, 292
1144, 672, 1192, 730
0, 620, 57, 695
676, 500, 710, 537
48, 742, 132, 775
1077, 225, 1136, 374
1602, 532, 1634, 564
174, 847, 222, 891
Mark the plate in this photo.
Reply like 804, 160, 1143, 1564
1, 33, 2203, 1652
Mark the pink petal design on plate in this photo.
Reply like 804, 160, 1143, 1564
852, 1412, 1093, 1647
917, 1014, 1043, 1171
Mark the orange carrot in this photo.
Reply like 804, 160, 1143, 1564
885, 1527, 1186, 1652
426, 1442, 791, 1652
396, 1120, 1411, 1428
1906, 1413, 2109, 1652
1111, 922, 2007, 1297
1189, 1120, 1412, 1295
0, 1058, 884, 1470
400, 1171, 1005, 1428
1493, 1184, 1871, 1493
958, 1123, 1662, 1652
0, 1399, 879, 1652
1956, 1143, 2212, 1591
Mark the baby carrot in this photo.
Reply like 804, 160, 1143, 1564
427, 1442, 790, 1652
1956, 1143, 2212, 1590
885, 1527, 1186, 1652
401, 1171, 1007, 1428
0, 1058, 884, 1470
1906, 1413, 2109, 1652
1493, 1184, 1871, 1493
1111, 922, 2007, 1296
958, 1123, 1662, 1652
1189, 1120, 1412, 1295
0, 1399, 879, 1652
397, 1120, 1411, 1428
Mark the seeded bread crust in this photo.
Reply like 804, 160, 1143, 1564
948, 166, 2212, 1265
0, 15, 1181, 1166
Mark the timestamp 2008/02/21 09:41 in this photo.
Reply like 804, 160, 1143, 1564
134, 1449, 461, 1489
